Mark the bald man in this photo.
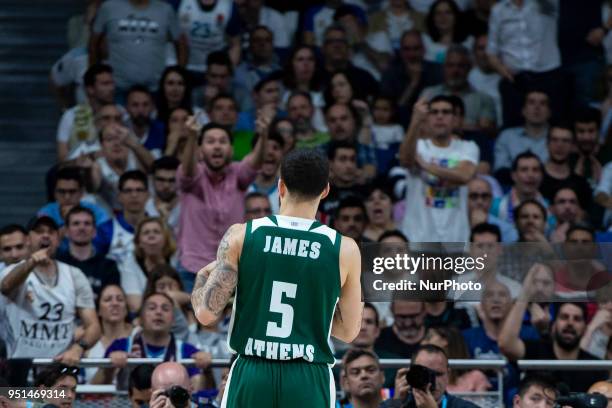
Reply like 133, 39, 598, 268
150, 362, 193, 408
589, 381, 612, 408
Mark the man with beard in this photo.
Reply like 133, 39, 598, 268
573, 108, 603, 186
126, 86, 166, 158
333, 196, 368, 243
288, 92, 329, 149
337, 349, 385, 408
375, 300, 425, 359
246, 130, 284, 214
492, 152, 548, 224
420, 45, 496, 132
177, 117, 266, 291
499, 293, 608, 391
57, 206, 120, 300
514, 200, 549, 243
146, 156, 181, 232
548, 187, 587, 242
541, 125, 592, 211
0, 216, 100, 364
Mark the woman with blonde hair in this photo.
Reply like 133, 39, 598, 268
119, 217, 176, 312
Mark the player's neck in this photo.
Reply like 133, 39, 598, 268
278, 200, 319, 220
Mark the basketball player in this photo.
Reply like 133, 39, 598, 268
192, 148, 363, 407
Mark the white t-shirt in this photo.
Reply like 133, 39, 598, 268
259, 7, 290, 48
118, 252, 148, 296
401, 138, 479, 242
372, 124, 404, 149
423, 33, 473, 64
179, 0, 234, 72
1, 261, 94, 358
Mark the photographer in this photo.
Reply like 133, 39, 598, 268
33, 362, 79, 408
381, 344, 478, 408
150, 362, 195, 408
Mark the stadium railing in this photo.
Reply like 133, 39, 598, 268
27, 358, 612, 408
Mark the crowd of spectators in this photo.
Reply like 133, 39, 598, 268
2, 0, 612, 406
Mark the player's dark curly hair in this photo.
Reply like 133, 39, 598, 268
280, 149, 329, 200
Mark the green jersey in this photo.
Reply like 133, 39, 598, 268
228, 215, 342, 365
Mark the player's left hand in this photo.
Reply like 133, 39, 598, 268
413, 384, 437, 408
192, 351, 212, 369
55, 345, 82, 366
199, 261, 217, 279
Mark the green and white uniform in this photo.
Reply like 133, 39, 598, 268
222, 215, 342, 408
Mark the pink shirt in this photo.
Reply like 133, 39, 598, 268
177, 161, 257, 272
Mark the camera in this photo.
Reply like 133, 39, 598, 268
405, 364, 437, 392
162, 385, 191, 408
555, 392, 608, 408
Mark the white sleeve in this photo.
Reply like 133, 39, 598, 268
461, 141, 480, 165
118, 254, 146, 295
50, 52, 76, 87
595, 162, 612, 195
70, 266, 95, 309
56, 109, 75, 143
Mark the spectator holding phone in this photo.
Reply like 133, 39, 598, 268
381, 344, 479, 408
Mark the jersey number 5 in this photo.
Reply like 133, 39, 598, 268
265, 281, 297, 338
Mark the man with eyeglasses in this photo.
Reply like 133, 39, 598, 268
38, 166, 109, 229
399, 95, 479, 242
337, 349, 385, 408
467, 177, 518, 242
375, 301, 426, 360
146, 156, 181, 233
541, 126, 592, 213
420, 45, 496, 133
382, 344, 478, 408
243, 192, 272, 222
0, 216, 100, 365
93, 170, 149, 264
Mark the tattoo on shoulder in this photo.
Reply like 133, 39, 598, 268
191, 225, 241, 317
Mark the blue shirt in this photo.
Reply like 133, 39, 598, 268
105, 337, 200, 377
140, 119, 166, 157
92, 213, 135, 256
38, 200, 110, 227
487, 213, 519, 242
463, 325, 539, 406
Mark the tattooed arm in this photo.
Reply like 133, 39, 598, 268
192, 224, 245, 326
331, 236, 363, 343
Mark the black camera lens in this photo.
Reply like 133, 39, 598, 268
165, 385, 191, 408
